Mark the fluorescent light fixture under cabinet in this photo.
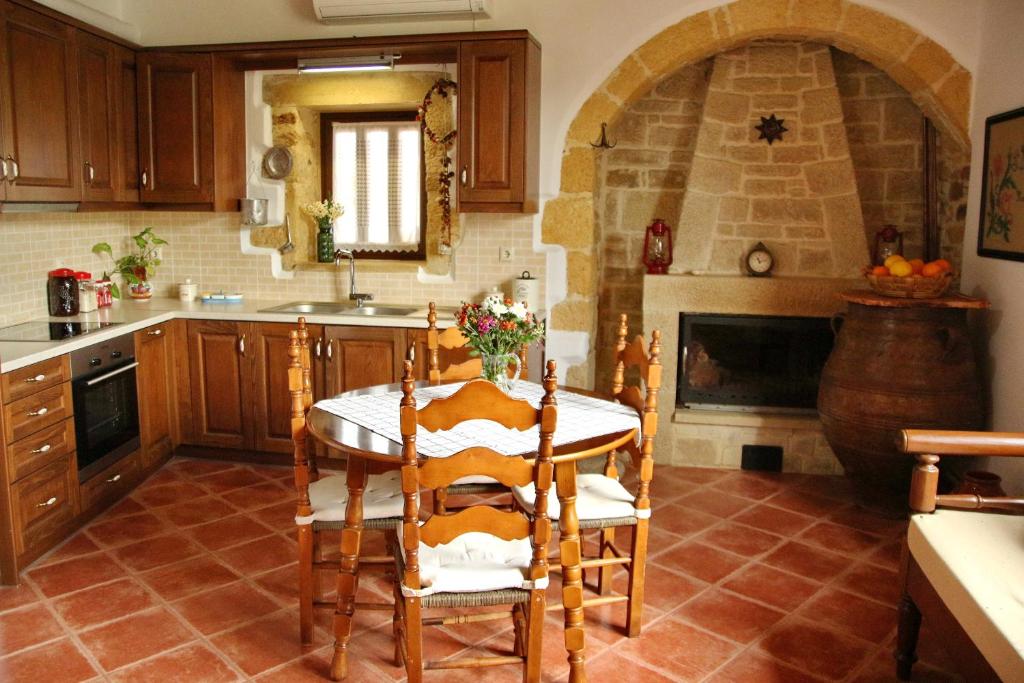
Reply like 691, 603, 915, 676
297, 55, 397, 73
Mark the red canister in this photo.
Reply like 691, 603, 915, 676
47, 268, 79, 316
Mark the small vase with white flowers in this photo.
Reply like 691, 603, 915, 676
303, 198, 344, 263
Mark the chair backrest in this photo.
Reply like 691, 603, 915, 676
426, 301, 529, 384
608, 314, 662, 515
288, 318, 318, 520
397, 359, 558, 594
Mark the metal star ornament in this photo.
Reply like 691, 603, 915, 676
755, 114, 788, 145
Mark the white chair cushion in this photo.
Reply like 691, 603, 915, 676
400, 531, 542, 597
908, 509, 1024, 681
512, 473, 646, 521
451, 475, 500, 485
295, 471, 404, 525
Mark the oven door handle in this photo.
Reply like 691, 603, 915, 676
84, 361, 139, 387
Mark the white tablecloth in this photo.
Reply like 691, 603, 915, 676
314, 381, 641, 458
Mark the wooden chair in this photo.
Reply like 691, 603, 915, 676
896, 429, 1024, 682
288, 319, 405, 648
424, 301, 530, 514
392, 360, 558, 682
513, 313, 661, 637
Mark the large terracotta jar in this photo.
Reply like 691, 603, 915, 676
817, 291, 988, 507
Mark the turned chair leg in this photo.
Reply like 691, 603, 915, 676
297, 524, 315, 648
524, 591, 545, 683
597, 527, 616, 595
895, 592, 922, 680
404, 595, 424, 683
625, 520, 649, 637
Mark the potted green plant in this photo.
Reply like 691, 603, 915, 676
92, 227, 167, 300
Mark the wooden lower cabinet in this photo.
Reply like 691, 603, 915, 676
9, 451, 78, 557
324, 326, 406, 394
135, 321, 178, 468
79, 449, 139, 514
186, 320, 255, 449
253, 321, 323, 454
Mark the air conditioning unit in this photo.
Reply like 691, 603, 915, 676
312, 0, 491, 22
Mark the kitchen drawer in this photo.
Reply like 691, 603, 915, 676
3, 382, 73, 444
7, 418, 75, 483
11, 452, 78, 556
2, 356, 70, 405
79, 451, 140, 513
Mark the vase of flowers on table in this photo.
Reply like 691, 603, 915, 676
303, 198, 344, 263
456, 294, 545, 393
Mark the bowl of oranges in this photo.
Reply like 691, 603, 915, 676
864, 255, 954, 299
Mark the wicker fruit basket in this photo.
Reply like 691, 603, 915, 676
865, 271, 954, 299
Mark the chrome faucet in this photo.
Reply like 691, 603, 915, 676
333, 248, 374, 307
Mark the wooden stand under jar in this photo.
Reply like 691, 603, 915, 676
817, 290, 989, 510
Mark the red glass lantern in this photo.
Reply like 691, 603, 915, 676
642, 218, 673, 274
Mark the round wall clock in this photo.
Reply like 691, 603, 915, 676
745, 242, 775, 277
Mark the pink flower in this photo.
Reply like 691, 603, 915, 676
477, 316, 497, 333
999, 188, 1016, 216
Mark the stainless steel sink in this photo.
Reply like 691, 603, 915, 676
344, 306, 421, 317
259, 301, 422, 317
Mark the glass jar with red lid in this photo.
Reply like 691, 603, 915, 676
47, 268, 79, 316
75, 271, 98, 312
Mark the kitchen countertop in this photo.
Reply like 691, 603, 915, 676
0, 298, 454, 373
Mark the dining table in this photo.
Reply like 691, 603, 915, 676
307, 378, 641, 683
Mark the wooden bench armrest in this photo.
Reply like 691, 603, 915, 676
901, 430, 1024, 457
934, 494, 1024, 513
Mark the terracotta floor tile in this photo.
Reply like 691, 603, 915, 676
140, 555, 241, 602
210, 609, 327, 677
133, 480, 210, 508
762, 541, 850, 583
722, 562, 822, 612
616, 615, 739, 680
0, 638, 99, 682
253, 645, 382, 682
651, 503, 720, 538
798, 521, 884, 557
190, 515, 276, 551
135, 467, 186, 489
852, 648, 963, 683
765, 488, 848, 518
196, 468, 270, 493
27, 551, 125, 597
667, 467, 732, 485
36, 533, 101, 566
0, 603, 64, 653
114, 532, 205, 572
797, 475, 860, 503
167, 459, 239, 477
251, 565, 299, 607
85, 512, 170, 548
799, 588, 897, 643
653, 541, 746, 584
868, 539, 903, 570
216, 534, 297, 575
758, 618, 874, 680
699, 522, 784, 557
829, 506, 907, 538
712, 472, 789, 500
251, 501, 297, 530
173, 580, 281, 635
676, 488, 752, 518
0, 581, 39, 613
731, 505, 816, 536
706, 650, 823, 683
675, 588, 785, 644
162, 496, 239, 528
108, 642, 241, 682
219, 481, 293, 511
616, 561, 707, 611
103, 496, 147, 518
582, 649, 680, 682
835, 562, 901, 606
78, 606, 194, 671
51, 577, 157, 631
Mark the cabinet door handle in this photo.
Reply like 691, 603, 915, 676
314, 337, 322, 359
148, 328, 163, 336
85, 161, 95, 183
31, 443, 52, 454
24, 373, 46, 383
27, 406, 48, 417
106, 473, 121, 484
460, 166, 468, 186
37, 496, 57, 508
7, 156, 18, 182
0, 158, 7, 182
238, 334, 246, 356
326, 340, 333, 362
141, 169, 148, 188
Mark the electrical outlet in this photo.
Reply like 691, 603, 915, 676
498, 246, 513, 262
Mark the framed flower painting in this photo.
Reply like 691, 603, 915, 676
978, 106, 1024, 261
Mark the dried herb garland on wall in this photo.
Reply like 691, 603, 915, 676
418, 78, 458, 252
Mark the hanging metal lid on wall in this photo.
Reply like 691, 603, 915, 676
262, 146, 293, 179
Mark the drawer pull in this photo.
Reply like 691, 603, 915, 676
148, 329, 163, 336
106, 474, 122, 484
37, 496, 57, 508
27, 407, 48, 417
24, 373, 46, 383
31, 443, 52, 454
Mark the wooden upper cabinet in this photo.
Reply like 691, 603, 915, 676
116, 46, 139, 203
137, 52, 215, 203
77, 31, 118, 202
457, 37, 540, 214
0, 2, 82, 201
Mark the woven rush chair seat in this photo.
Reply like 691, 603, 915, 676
295, 470, 404, 527
513, 473, 647, 529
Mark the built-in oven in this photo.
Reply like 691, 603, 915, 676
71, 333, 140, 483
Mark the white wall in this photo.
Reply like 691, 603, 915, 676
960, 0, 1024, 490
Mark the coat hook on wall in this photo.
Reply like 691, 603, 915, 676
590, 122, 617, 149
